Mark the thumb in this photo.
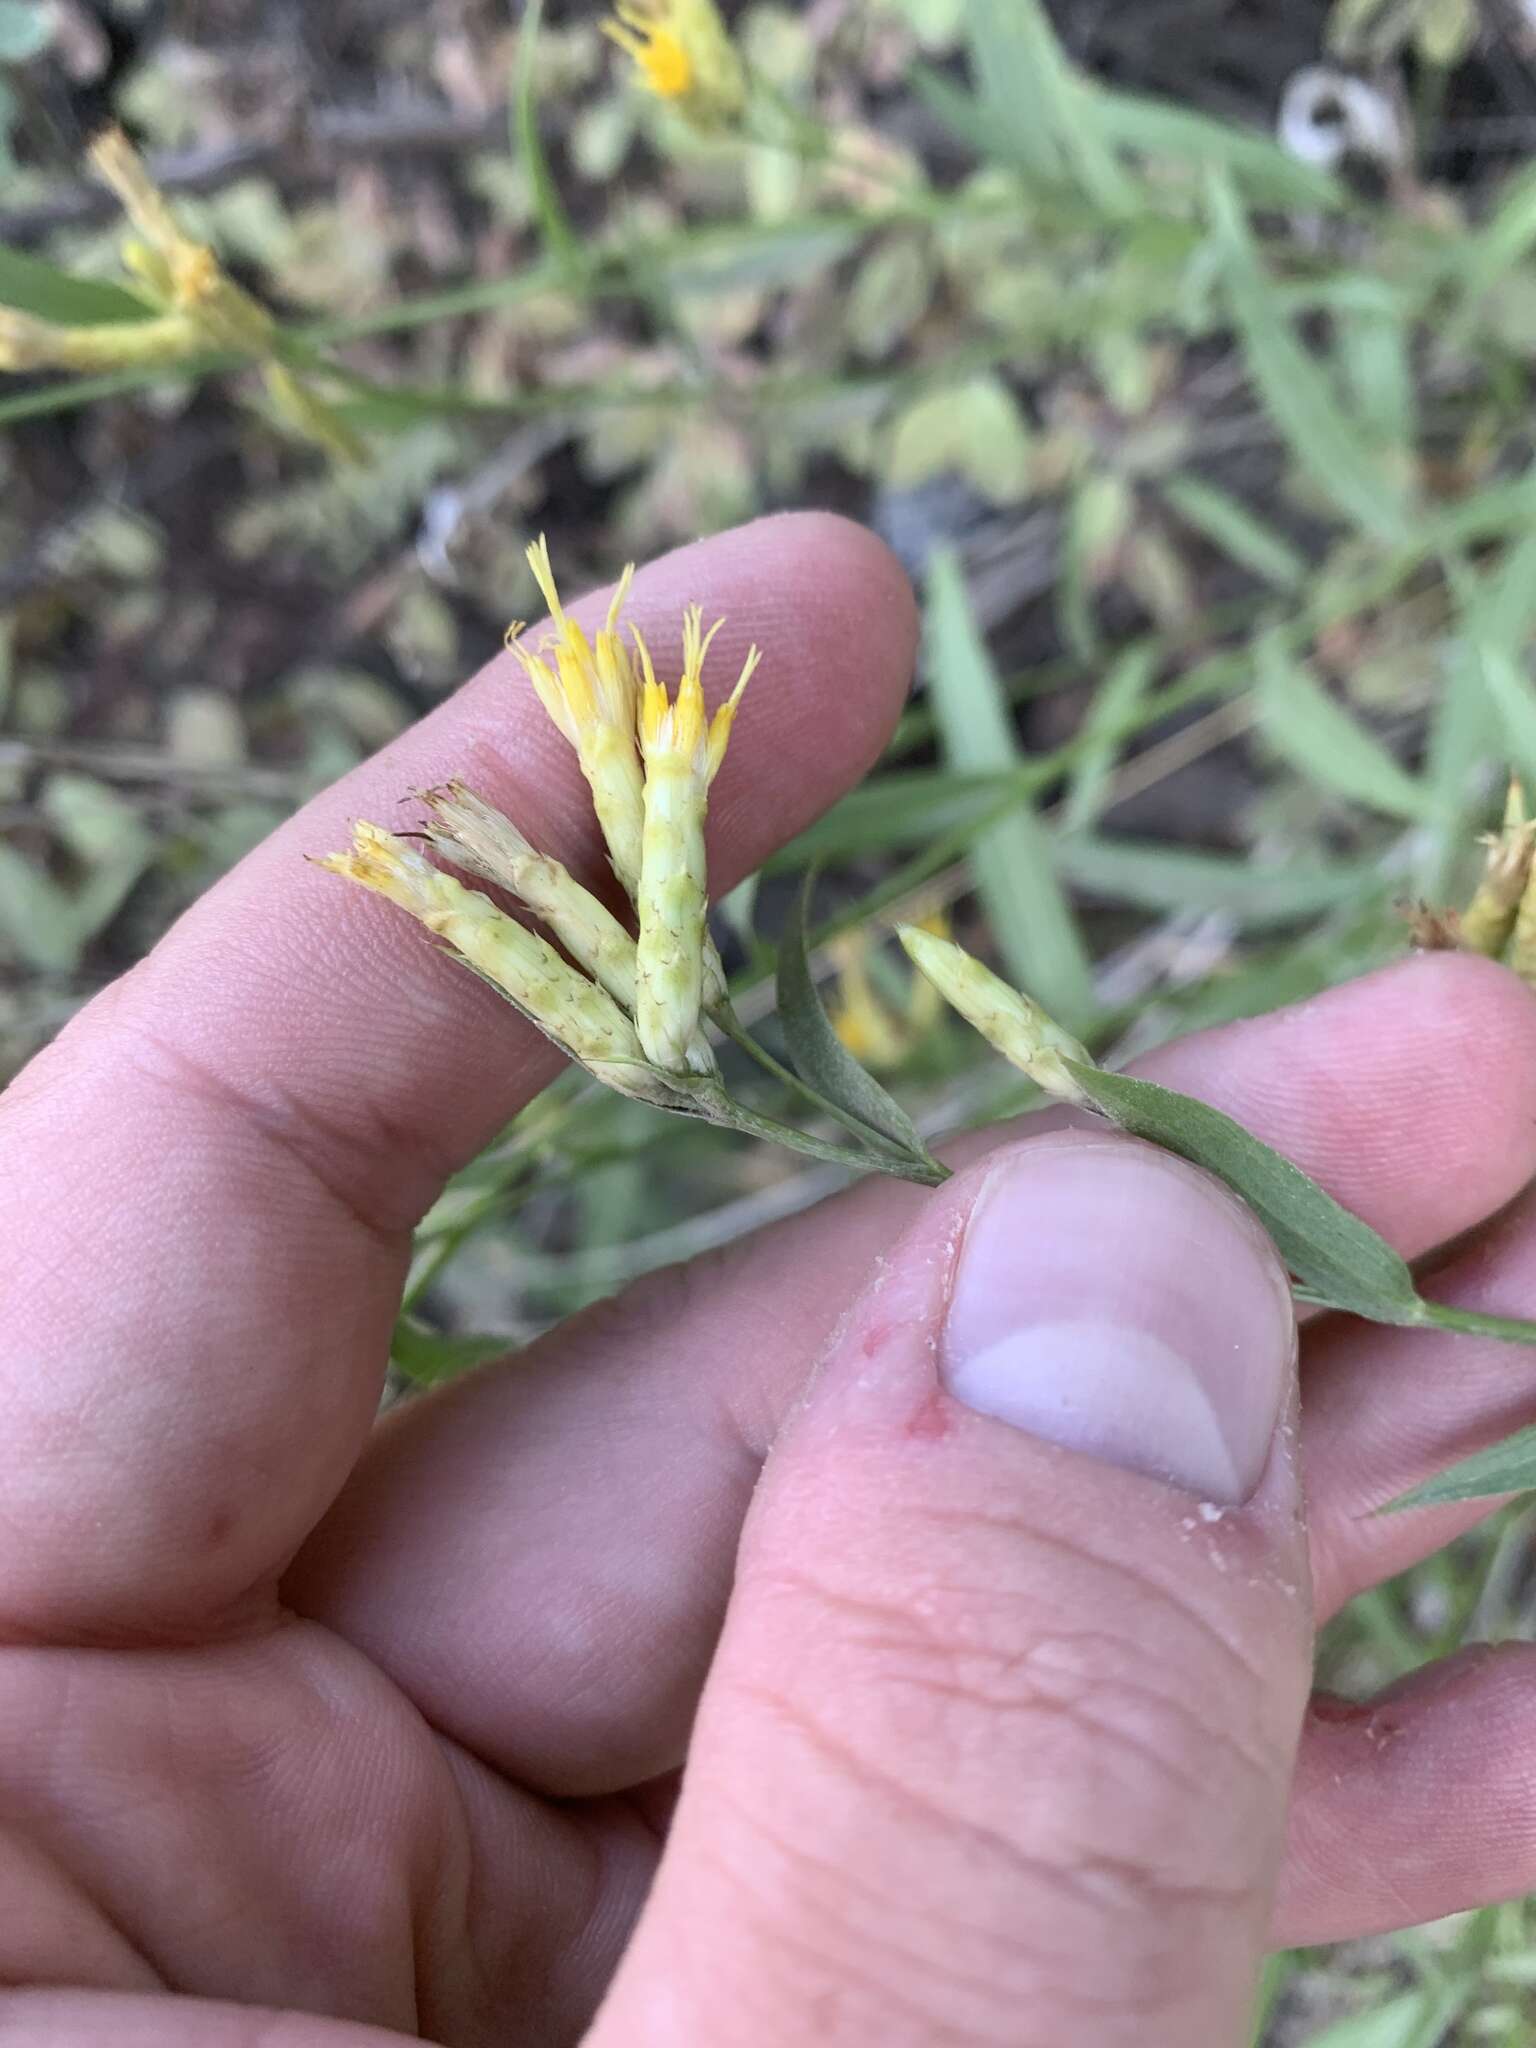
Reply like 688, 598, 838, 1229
590, 1131, 1312, 2048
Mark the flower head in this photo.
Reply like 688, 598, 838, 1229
1459, 776, 1536, 960
508, 540, 647, 896
0, 130, 355, 458
897, 924, 1093, 1105
631, 613, 758, 1072
603, 0, 747, 130
89, 127, 274, 355
318, 820, 679, 1101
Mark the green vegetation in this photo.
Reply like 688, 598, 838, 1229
6, 2, 1536, 2036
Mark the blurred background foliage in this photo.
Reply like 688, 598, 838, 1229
7, 0, 1536, 2037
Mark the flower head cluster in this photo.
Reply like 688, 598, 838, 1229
603, 0, 747, 130
0, 130, 359, 460
322, 545, 755, 1098
317, 821, 686, 1105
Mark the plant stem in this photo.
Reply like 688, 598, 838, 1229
710, 1001, 945, 1174
702, 1091, 945, 1185
1420, 1301, 1536, 1347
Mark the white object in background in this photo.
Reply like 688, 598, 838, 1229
1278, 65, 1408, 173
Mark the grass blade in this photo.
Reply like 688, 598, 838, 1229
1161, 475, 1306, 590
924, 548, 1096, 1033
1208, 174, 1411, 544
1256, 629, 1435, 822
514, 0, 579, 270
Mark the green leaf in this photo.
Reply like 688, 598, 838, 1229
775, 871, 933, 1162
1384, 1425, 1536, 1512
0, 246, 154, 327
1060, 644, 1159, 830
1336, 300, 1416, 455
884, 373, 1033, 503
391, 1315, 512, 1386
1256, 630, 1435, 821
1062, 1063, 1427, 1323
1422, 606, 1500, 894
1207, 175, 1411, 543
1297, 1984, 1472, 2048
1094, 88, 1341, 208
1057, 837, 1387, 928
925, 547, 1096, 1033
1474, 645, 1536, 787
514, 0, 578, 270
769, 769, 1032, 866
1161, 475, 1307, 590
923, 0, 1138, 213
1452, 158, 1536, 340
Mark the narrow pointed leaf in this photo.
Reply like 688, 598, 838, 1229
1062, 1062, 1427, 1323
391, 1316, 513, 1386
925, 548, 1096, 1032
1384, 1425, 1536, 1512
1256, 630, 1435, 821
776, 870, 933, 1163
1208, 174, 1410, 543
0, 247, 154, 326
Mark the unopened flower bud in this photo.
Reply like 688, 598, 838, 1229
632, 609, 758, 1072
897, 924, 1094, 1104
1463, 777, 1536, 960
318, 821, 668, 1096
509, 541, 648, 897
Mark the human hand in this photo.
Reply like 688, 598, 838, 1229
3, 516, 1536, 2048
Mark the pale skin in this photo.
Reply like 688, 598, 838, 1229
5, 515, 1536, 2045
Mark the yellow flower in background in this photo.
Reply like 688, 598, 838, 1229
603, 0, 747, 129
89, 127, 274, 354
898, 923, 1094, 1106
509, 539, 648, 897
633, 609, 759, 1071
829, 912, 951, 1072
317, 821, 682, 1103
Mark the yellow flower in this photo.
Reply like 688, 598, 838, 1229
1460, 777, 1536, 961
0, 129, 356, 459
508, 539, 648, 897
632, 609, 758, 1071
828, 938, 909, 1070
89, 127, 274, 355
898, 924, 1094, 1105
317, 821, 680, 1103
603, 0, 747, 129
829, 912, 951, 1072
418, 779, 718, 1079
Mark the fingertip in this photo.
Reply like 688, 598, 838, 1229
1149, 948, 1536, 1256
699, 512, 916, 841
724, 508, 918, 731
1359, 950, 1536, 1214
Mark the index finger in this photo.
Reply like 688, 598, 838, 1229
0, 513, 916, 1645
